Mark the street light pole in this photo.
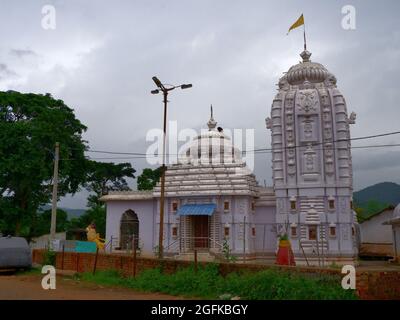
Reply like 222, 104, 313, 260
151, 77, 192, 259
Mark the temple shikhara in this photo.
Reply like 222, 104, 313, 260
101, 48, 359, 266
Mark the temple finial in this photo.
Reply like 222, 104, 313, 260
207, 104, 217, 130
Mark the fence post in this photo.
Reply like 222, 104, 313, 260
133, 236, 137, 278
93, 247, 99, 275
194, 249, 198, 273
61, 245, 65, 270
243, 216, 246, 264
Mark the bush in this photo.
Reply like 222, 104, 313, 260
42, 249, 56, 266
79, 263, 357, 300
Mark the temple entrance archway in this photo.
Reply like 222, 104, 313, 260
120, 209, 139, 250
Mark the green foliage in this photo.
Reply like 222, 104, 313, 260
30, 208, 69, 238
80, 265, 357, 300
84, 160, 135, 208
354, 199, 391, 222
43, 248, 56, 266
353, 182, 400, 208
137, 167, 162, 191
279, 234, 289, 241
69, 205, 106, 238
222, 239, 237, 262
0, 91, 87, 236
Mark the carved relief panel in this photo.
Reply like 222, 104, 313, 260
299, 115, 318, 142
301, 144, 320, 176
296, 89, 319, 114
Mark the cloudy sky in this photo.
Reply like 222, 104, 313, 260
1, 0, 399, 208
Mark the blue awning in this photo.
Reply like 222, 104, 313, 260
177, 203, 216, 216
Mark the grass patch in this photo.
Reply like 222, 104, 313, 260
14, 266, 42, 276
77, 263, 357, 300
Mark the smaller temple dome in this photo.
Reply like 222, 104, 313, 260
178, 106, 242, 165
286, 50, 330, 85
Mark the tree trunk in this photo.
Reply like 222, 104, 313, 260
15, 220, 21, 236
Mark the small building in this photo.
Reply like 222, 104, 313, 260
102, 48, 361, 265
101, 113, 277, 260
383, 203, 400, 262
359, 206, 394, 258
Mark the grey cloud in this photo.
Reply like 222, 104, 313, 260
0, 0, 397, 208
352, 150, 400, 171
0, 63, 17, 79
9, 48, 37, 58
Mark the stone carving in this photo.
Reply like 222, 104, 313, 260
302, 144, 318, 173
325, 74, 337, 87
304, 121, 313, 139
278, 76, 289, 90
324, 126, 332, 140
348, 112, 356, 124
340, 197, 348, 214
301, 116, 317, 141
285, 93, 295, 108
320, 90, 330, 107
342, 224, 349, 240
297, 90, 318, 113
278, 198, 285, 214
265, 117, 272, 129
238, 200, 246, 214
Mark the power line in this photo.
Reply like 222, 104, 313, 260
59, 142, 400, 161
79, 130, 400, 157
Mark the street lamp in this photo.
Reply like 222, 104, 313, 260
151, 76, 192, 259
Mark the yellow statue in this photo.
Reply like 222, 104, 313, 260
86, 222, 105, 250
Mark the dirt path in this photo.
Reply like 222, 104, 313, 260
0, 273, 183, 300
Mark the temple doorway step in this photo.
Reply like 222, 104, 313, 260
192, 215, 209, 249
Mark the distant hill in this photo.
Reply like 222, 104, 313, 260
353, 182, 400, 207
39, 205, 86, 220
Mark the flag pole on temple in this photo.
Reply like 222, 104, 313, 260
303, 18, 307, 51
287, 13, 306, 50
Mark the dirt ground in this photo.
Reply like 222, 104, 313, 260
0, 273, 183, 300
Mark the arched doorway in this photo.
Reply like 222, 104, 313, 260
120, 209, 139, 250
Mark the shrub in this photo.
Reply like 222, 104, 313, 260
79, 264, 357, 300
42, 249, 56, 266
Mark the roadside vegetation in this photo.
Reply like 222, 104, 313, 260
75, 264, 357, 300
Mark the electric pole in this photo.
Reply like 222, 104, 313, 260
50, 142, 60, 241
151, 77, 192, 259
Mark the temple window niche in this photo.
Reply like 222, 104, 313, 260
308, 225, 317, 241
328, 196, 335, 211
290, 196, 297, 212
171, 200, 179, 213
224, 223, 230, 238
329, 223, 336, 238
223, 200, 230, 212
290, 223, 298, 237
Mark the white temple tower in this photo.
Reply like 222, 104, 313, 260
267, 49, 358, 265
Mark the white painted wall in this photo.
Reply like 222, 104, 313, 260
360, 209, 393, 244
105, 200, 156, 254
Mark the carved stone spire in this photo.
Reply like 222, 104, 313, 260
207, 104, 217, 131
300, 50, 312, 62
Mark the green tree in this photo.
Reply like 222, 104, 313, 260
137, 167, 162, 191
69, 206, 106, 238
0, 91, 87, 236
68, 160, 136, 238
31, 208, 69, 238
84, 160, 136, 208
